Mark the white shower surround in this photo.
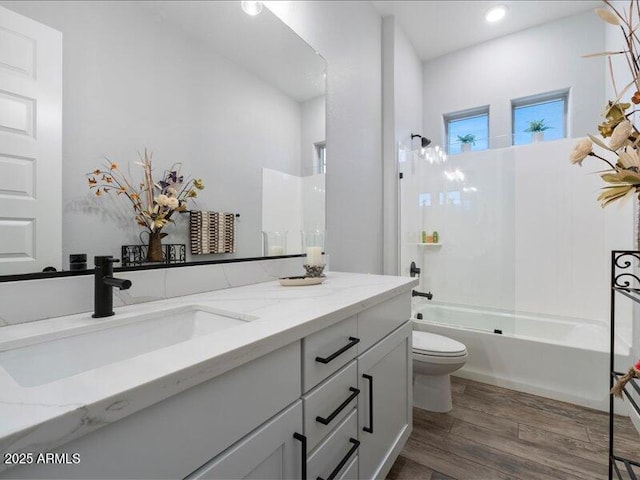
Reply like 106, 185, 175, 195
261, 168, 326, 254
400, 138, 634, 335
413, 302, 631, 412
400, 137, 635, 412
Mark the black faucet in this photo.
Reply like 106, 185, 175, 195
93, 256, 132, 318
412, 289, 433, 300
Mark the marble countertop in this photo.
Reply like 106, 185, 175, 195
0, 272, 417, 466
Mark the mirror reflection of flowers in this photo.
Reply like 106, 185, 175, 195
86, 148, 205, 234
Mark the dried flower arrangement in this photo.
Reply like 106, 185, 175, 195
573, 1, 640, 402
570, 1, 640, 220
87, 149, 204, 260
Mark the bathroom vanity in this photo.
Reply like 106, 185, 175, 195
0, 272, 417, 479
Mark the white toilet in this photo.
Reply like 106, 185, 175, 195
412, 330, 468, 412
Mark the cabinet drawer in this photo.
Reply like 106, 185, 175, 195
307, 409, 359, 480
303, 315, 358, 391
337, 455, 358, 480
303, 360, 358, 452
357, 293, 410, 353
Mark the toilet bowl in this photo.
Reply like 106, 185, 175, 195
412, 330, 468, 412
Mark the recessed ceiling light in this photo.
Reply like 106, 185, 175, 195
485, 5, 508, 23
241, 1, 263, 16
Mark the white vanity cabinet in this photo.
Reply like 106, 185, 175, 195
0, 281, 414, 480
0, 343, 303, 480
299, 291, 412, 480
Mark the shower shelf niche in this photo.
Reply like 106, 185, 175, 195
417, 243, 442, 247
609, 250, 640, 480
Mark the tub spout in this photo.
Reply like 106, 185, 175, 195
412, 289, 433, 300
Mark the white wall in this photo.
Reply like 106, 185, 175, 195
266, 1, 383, 274
423, 11, 606, 149
382, 16, 423, 275
400, 139, 633, 325
1, 1, 302, 266
300, 95, 326, 176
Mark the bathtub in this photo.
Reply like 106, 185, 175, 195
412, 302, 632, 412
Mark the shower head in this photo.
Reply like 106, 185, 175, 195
411, 133, 431, 148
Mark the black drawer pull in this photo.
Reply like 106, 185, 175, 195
316, 437, 360, 480
293, 432, 307, 480
315, 387, 360, 425
315, 337, 360, 364
363, 374, 373, 433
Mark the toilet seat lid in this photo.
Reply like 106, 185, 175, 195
413, 331, 467, 357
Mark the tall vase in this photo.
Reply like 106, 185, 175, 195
146, 231, 165, 263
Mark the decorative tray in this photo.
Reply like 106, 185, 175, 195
278, 275, 326, 287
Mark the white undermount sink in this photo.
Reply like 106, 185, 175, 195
0, 305, 255, 388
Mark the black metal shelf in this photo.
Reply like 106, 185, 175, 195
611, 372, 640, 417
612, 287, 640, 304
610, 251, 640, 480
611, 455, 640, 480
121, 244, 186, 267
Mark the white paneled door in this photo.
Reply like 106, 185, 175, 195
0, 6, 62, 275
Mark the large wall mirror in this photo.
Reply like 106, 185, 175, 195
0, 1, 326, 277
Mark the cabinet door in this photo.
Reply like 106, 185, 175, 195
186, 401, 304, 480
357, 321, 412, 480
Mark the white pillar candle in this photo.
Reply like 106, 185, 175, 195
306, 246, 323, 266
268, 246, 284, 256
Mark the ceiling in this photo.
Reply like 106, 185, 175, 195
372, 1, 600, 61
151, 1, 326, 102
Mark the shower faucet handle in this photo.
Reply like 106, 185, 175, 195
410, 261, 421, 278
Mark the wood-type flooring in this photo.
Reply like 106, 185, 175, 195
387, 377, 640, 480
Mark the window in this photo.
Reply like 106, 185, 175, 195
419, 193, 432, 207
512, 90, 568, 145
438, 191, 461, 205
444, 106, 489, 155
315, 141, 326, 174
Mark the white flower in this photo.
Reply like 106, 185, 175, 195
609, 120, 633, 151
570, 138, 593, 166
167, 197, 179, 209
155, 194, 170, 206
618, 147, 640, 169
167, 187, 177, 196
595, 7, 620, 25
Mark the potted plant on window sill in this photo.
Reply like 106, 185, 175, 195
457, 134, 476, 152
525, 119, 552, 142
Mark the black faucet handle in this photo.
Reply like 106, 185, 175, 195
410, 261, 421, 278
94, 256, 120, 265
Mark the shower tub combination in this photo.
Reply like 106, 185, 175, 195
412, 301, 631, 412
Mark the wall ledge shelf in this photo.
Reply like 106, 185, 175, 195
417, 243, 442, 247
